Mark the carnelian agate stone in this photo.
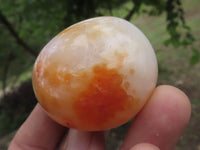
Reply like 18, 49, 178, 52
32, 16, 158, 131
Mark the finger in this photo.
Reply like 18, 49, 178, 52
130, 143, 160, 150
120, 85, 191, 150
9, 103, 67, 150
58, 129, 105, 150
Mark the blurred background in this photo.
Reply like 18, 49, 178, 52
0, 0, 199, 149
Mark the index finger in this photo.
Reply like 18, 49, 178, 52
9, 104, 67, 150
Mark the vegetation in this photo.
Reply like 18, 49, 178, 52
0, 0, 196, 91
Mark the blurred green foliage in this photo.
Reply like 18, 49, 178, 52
190, 48, 200, 66
0, 0, 195, 90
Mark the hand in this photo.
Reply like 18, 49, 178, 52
8, 85, 191, 150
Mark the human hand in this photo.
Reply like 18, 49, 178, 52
8, 85, 191, 150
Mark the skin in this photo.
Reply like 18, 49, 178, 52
8, 85, 191, 150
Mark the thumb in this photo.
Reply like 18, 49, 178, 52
130, 143, 160, 150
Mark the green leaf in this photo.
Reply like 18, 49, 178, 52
190, 48, 200, 66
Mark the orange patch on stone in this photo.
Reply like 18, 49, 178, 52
129, 69, 135, 74
73, 64, 134, 129
64, 73, 72, 81
33, 60, 141, 130
114, 52, 128, 68
132, 89, 136, 93
124, 82, 130, 90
